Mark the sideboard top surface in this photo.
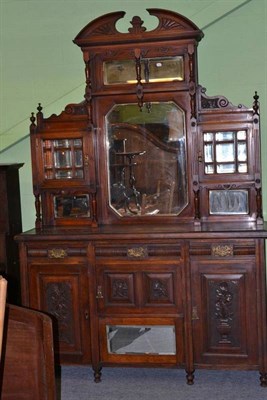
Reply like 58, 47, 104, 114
15, 222, 267, 242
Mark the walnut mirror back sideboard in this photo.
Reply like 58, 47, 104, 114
16, 9, 267, 386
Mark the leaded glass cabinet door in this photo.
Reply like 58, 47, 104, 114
36, 132, 93, 187
196, 101, 262, 224
30, 114, 97, 227
42, 138, 85, 181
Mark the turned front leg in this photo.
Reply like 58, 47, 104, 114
93, 366, 102, 383
186, 369, 195, 385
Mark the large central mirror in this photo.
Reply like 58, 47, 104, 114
106, 102, 188, 217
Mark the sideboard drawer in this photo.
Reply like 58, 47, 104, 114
189, 239, 256, 258
95, 242, 182, 261
26, 242, 88, 259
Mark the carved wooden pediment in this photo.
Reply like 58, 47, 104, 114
74, 8, 203, 47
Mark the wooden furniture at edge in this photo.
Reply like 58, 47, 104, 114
0, 276, 7, 360
16, 9, 267, 386
0, 164, 23, 304
0, 304, 56, 399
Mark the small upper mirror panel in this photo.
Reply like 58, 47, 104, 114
104, 56, 184, 85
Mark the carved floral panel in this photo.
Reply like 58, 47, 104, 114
143, 272, 175, 305
203, 274, 244, 350
105, 273, 135, 305
45, 281, 74, 344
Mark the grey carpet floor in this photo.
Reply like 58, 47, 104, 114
58, 366, 267, 400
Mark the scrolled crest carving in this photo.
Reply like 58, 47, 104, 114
200, 88, 230, 109
160, 17, 183, 31
74, 9, 203, 46
47, 102, 87, 121
199, 86, 245, 110
92, 23, 118, 36
64, 102, 87, 115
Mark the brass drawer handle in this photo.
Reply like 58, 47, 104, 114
127, 246, 148, 258
211, 244, 233, 257
48, 248, 67, 259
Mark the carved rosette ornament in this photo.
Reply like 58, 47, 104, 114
151, 279, 168, 299
112, 279, 129, 298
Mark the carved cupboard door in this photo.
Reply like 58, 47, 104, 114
94, 262, 184, 367
190, 256, 258, 367
28, 262, 91, 364
95, 263, 182, 314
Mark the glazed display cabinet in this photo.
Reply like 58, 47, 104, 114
16, 9, 267, 386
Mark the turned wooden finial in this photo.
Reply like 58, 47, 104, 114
30, 112, 35, 123
30, 112, 36, 133
34, 193, 42, 230
37, 103, 42, 113
36, 103, 44, 126
253, 91, 259, 115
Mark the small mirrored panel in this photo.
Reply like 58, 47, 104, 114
217, 163, 235, 174
204, 131, 248, 174
209, 190, 249, 215
54, 150, 72, 168
204, 143, 213, 163
104, 57, 184, 85
106, 102, 188, 217
42, 138, 84, 180
54, 194, 90, 218
238, 163, 247, 173
53, 139, 71, 148
54, 170, 73, 179
74, 170, 84, 178
106, 325, 176, 355
74, 150, 83, 167
216, 143, 235, 163
215, 132, 234, 141
237, 130, 246, 140
238, 143, 247, 162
